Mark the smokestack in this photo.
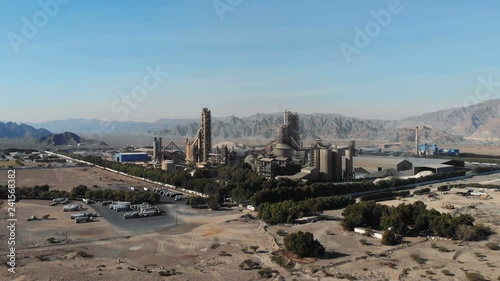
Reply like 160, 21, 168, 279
415, 126, 420, 156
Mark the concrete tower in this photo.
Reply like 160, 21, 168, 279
201, 108, 211, 163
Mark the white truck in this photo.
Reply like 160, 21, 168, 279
71, 212, 98, 219
75, 216, 92, 223
63, 204, 82, 212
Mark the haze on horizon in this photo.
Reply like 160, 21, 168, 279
1, 0, 500, 123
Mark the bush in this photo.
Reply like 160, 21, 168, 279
76, 251, 93, 259
271, 255, 294, 269
442, 269, 454, 276
276, 230, 287, 237
485, 242, 500, 251
239, 259, 261, 270
437, 186, 450, 192
414, 188, 431, 195
438, 246, 450, 252
382, 230, 402, 246
410, 253, 425, 264
284, 231, 325, 258
466, 272, 486, 281
41, 214, 50, 220
258, 267, 278, 279
46, 237, 57, 243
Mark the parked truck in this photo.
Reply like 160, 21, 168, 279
75, 216, 92, 223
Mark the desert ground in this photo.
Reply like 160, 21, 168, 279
0, 166, 155, 191
0, 168, 499, 280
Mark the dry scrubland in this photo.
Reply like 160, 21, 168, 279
0, 168, 499, 280
0, 167, 154, 191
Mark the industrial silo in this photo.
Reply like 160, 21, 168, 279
320, 148, 333, 181
345, 143, 355, 181
332, 149, 342, 181
162, 160, 175, 171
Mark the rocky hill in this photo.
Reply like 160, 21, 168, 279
27, 99, 500, 144
36, 132, 108, 147
0, 121, 52, 139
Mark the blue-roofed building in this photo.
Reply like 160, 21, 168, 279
115, 152, 149, 162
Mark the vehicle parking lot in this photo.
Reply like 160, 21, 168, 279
92, 202, 177, 234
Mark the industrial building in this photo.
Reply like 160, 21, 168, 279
115, 152, 149, 163
185, 108, 212, 164
153, 137, 163, 163
356, 155, 464, 177
413, 163, 455, 175
354, 156, 413, 172
251, 110, 356, 182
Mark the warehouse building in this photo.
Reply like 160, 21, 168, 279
115, 152, 149, 163
355, 156, 413, 173
413, 164, 455, 175
356, 155, 464, 175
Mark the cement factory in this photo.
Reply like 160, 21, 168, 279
112, 108, 465, 183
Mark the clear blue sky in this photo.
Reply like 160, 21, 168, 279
1, 0, 499, 123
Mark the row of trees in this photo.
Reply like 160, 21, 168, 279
258, 196, 354, 225
251, 171, 466, 206
358, 190, 410, 202
0, 184, 160, 204
73, 155, 269, 201
341, 201, 493, 242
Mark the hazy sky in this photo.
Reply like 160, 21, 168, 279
1, 0, 500, 123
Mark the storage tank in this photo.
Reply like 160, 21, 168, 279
319, 148, 333, 181
345, 148, 354, 181
161, 160, 175, 171
332, 149, 342, 181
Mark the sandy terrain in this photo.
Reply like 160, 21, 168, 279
1, 168, 499, 280
0, 167, 154, 191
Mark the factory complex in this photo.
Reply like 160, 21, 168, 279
110, 107, 466, 184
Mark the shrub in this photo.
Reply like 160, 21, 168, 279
410, 253, 425, 264
485, 242, 500, 251
258, 267, 278, 279
239, 259, 261, 270
414, 188, 431, 195
250, 246, 259, 253
271, 255, 294, 269
76, 251, 93, 259
438, 246, 450, 252
158, 271, 170, 276
466, 272, 486, 281
437, 186, 450, 192
46, 237, 57, 243
442, 269, 454, 276
276, 230, 287, 237
41, 214, 50, 220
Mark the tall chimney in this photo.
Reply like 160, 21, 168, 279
415, 126, 420, 156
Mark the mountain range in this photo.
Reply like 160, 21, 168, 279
0, 121, 52, 139
15, 99, 500, 144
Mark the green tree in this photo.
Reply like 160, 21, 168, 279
284, 231, 325, 258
